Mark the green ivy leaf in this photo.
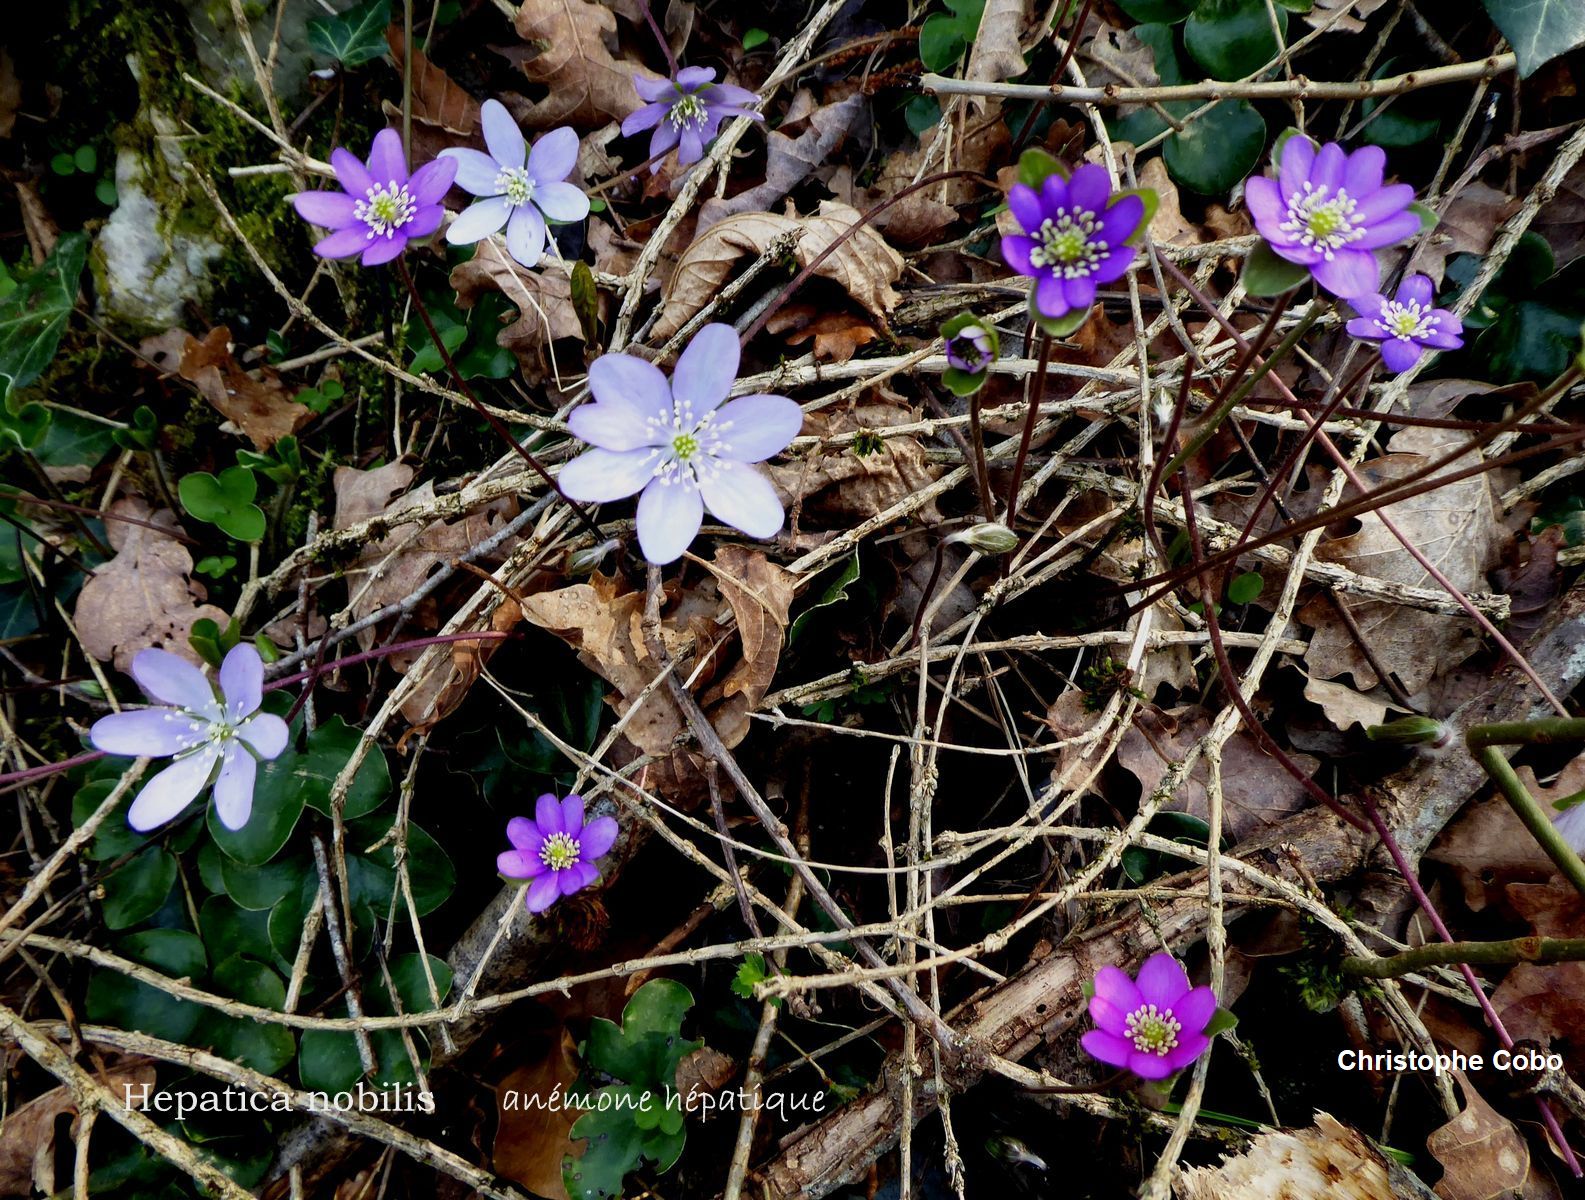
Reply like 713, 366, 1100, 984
1227, 571, 1263, 605
86, 929, 207, 1042
203, 955, 296, 1073
294, 715, 393, 821
179, 466, 266, 542
220, 852, 311, 911
1480, 0, 1585, 78
0, 231, 89, 402
1184, 0, 1285, 82
102, 846, 178, 930
919, 0, 987, 72
308, 0, 392, 67
1240, 239, 1311, 297
789, 552, 861, 645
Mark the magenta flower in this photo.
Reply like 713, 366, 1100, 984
1245, 138, 1418, 299
290, 129, 456, 267
1081, 953, 1215, 1081
945, 324, 993, 374
621, 67, 762, 171
1002, 164, 1145, 321
439, 100, 590, 268
498, 794, 619, 913
89, 645, 289, 832
1345, 273, 1464, 373
557, 323, 803, 565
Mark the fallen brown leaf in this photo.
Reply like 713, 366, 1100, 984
450, 241, 583, 384
512, 0, 656, 128
0, 49, 17, 140
699, 92, 865, 230
766, 304, 881, 364
74, 499, 228, 673
651, 202, 904, 341
1427, 1074, 1532, 1200
769, 402, 943, 527
383, 29, 480, 135
140, 326, 311, 451
963, 0, 1029, 110
493, 1030, 582, 1200
0, 1056, 155, 1197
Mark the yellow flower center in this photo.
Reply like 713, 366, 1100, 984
1125, 1004, 1182, 1056
540, 831, 581, 871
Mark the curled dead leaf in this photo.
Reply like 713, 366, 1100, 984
768, 402, 943, 526
766, 304, 881, 364
1426, 1074, 1534, 1200
698, 92, 865, 230
493, 1030, 581, 1200
450, 241, 583, 384
74, 499, 228, 673
512, 0, 656, 128
651, 202, 903, 341
140, 326, 310, 451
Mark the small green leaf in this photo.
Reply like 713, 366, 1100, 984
0, 231, 90, 402
296, 715, 392, 820
308, 0, 392, 67
86, 930, 207, 1042
74, 145, 98, 173
1184, 0, 1285, 82
204, 955, 295, 1072
1027, 286, 1094, 337
1240, 239, 1311, 297
905, 95, 942, 138
788, 551, 861, 644
179, 466, 266, 542
51, 152, 76, 176
1408, 200, 1439, 234
1015, 146, 1067, 190
571, 261, 600, 344
1227, 571, 1263, 605
1203, 1005, 1239, 1037
220, 852, 311, 911
742, 26, 769, 50
102, 846, 178, 930
731, 953, 768, 999
96, 178, 119, 207
1117, 0, 1194, 20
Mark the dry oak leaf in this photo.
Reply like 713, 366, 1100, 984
864, 114, 1010, 248
651, 201, 904, 341
384, 28, 479, 135
140, 326, 310, 451
74, 498, 228, 673
0, 1057, 155, 1197
767, 304, 881, 363
1175, 1112, 1429, 1200
963, 0, 1029, 110
1426, 1074, 1534, 1200
767, 401, 944, 526
512, 0, 656, 128
698, 546, 794, 747
1490, 881, 1585, 1071
1300, 425, 1504, 697
450, 240, 582, 384
493, 1029, 581, 1200
1426, 792, 1555, 914
1302, 669, 1405, 732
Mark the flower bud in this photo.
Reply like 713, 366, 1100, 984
948, 522, 1018, 555
1365, 716, 1452, 748
567, 538, 622, 576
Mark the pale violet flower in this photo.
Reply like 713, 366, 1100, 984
557, 324, 803, 565
439, 99, 590, 268
290, 129, 456, 267
622, 67, 762, 171
89, 645, 289, 832
1345, 273, 1464, 372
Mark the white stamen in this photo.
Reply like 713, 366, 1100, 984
1278, 181, 1365, 260
494, 165, 536, 209
1375, 297, 1437, 341
1026, 209, 1108, 279
355, 180, 418, 239
1124, 1003, 1182, 1056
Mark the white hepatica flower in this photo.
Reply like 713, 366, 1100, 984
90, 644, 289, 832
439, 99, 591, 268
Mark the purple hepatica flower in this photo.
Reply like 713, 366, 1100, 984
290, 129, 456, 267
89, 645, 289, 833
1081, 953, 1215, 1081
1345, 273, 1464, 373
945, 324, 993, 374
439, 100, 590, 268
498, 794, 619, 913
622, 66, 762, 172
558, 323, 803, 565
1002, 164, 1144, 322
1245, 138, 1418, 299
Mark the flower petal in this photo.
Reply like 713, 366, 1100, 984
1310, 141, 1345, 193
1089, 993, 1133, 1037
331, 146, 374, 197
1067, 163, 1111, 214
1007, 184, 1043, 234
1353, 211, 1420, 250
1172, 985, 1218, 1036
1035, 273, 1068, 319
1080, 1029, 1134, 1069
1063, 273, 1098, 312
314, 227, 372, 259
648, 122, 681, 167
409, 157, 458, 205
212, 744, 257, 831
710, 83, 759, 108
636, 477, 705, 565
481, 99, 526, 170
1039, 172, 1069, 213
699, 461, 784, 539
292, 190, 357, 228
536, 793, 566, 835
238, 712, 289, 759
568, 401, 664, 453
533, 181, 590, 224
588, 350, 673, 418
525, 874, 561, 912
361, 235, 407, 267
1311, 247, 1379, 298
1279, 134, 1316, 197
131, 649, 221, 717
1001, 234, 1037, 276
559, 863, 595, 896
1397, 274, 1434, 308
1099, 194, 1145, 245
366, 129, 407, 186
446, 195, 513, 245
677, 126, 704, 166
561, 794, 585, 835
1345, 316, 1385, 341
528, 126, 579, 183
672, 323, 740, 415
403, 202, 445, 238
219, 643, 264, 721
439, 148, 503, 196
128, 747, 218, 832
1243, 176, 1284, 238
558, 446, 661, 502
581, 815, 619, 860
709, 395, 803, 462
498, 848, 546, 878
1136, 953, 1190, 1008
1349, 291, 1387, 320
623, 101, 669, 137
507, 816, 542, 852
1355, 183, 1414, 223
1128, 1050, 1176, 1080
505, 204, 547, 267
634, 75, 677, 103
91, 709, 210, 757
1093, 244, 1137, 284
1341, 144, 1385, 197
1091, 965, 1143, 1013
1163, 1031, 1210, 1071
677, 66, 716, 90
1379, 337, 1423, 373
